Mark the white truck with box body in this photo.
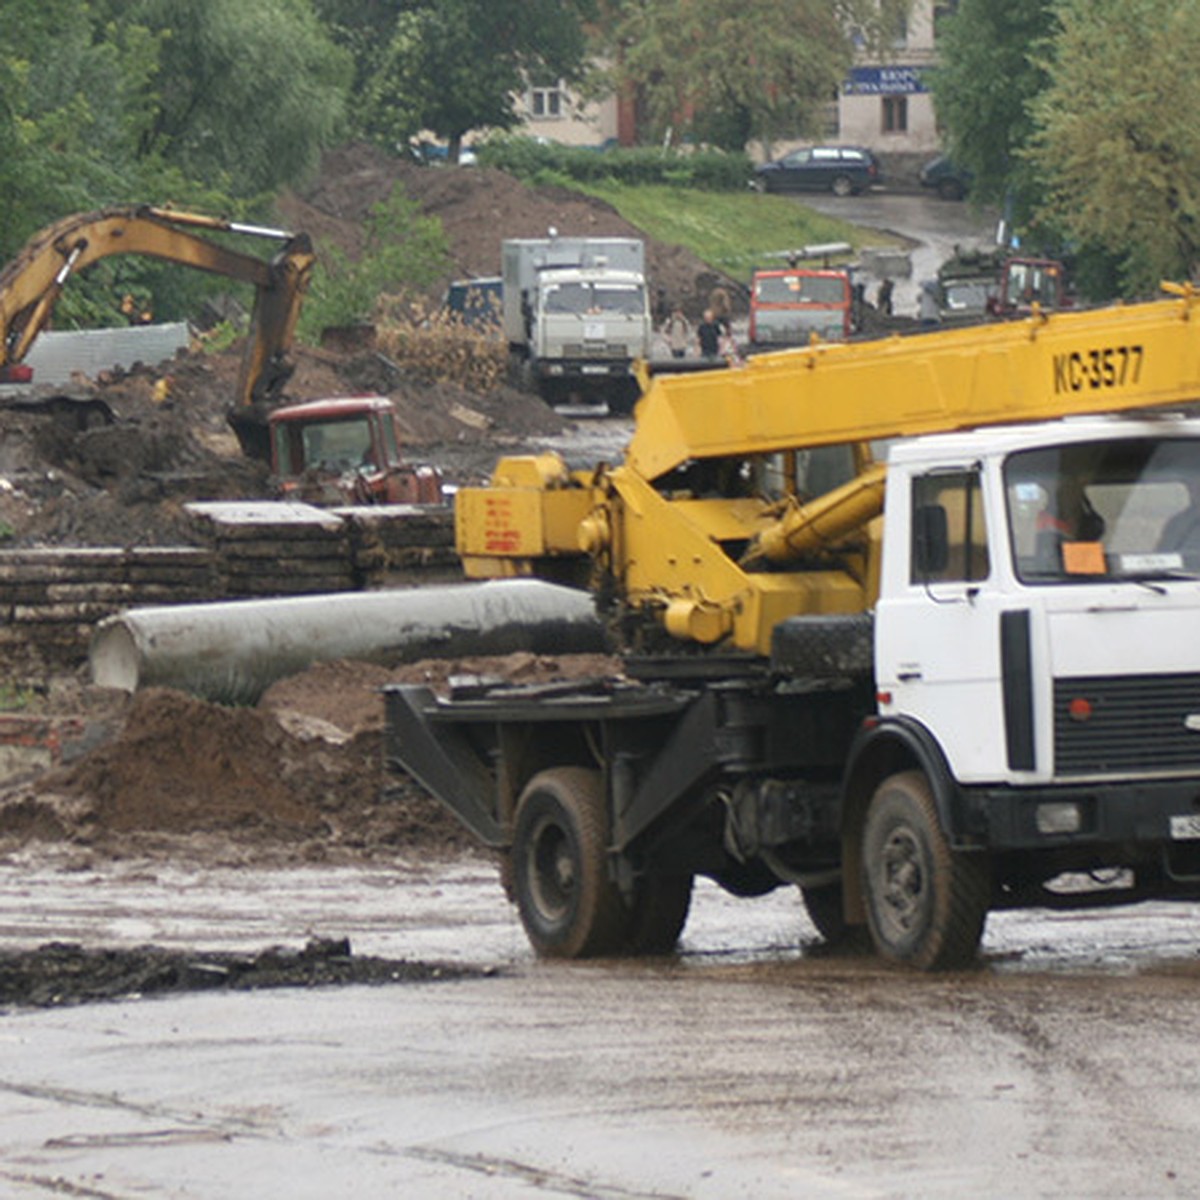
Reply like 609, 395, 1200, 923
502, 236, 651, 414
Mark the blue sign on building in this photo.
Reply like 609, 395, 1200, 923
844, 66, 928, 95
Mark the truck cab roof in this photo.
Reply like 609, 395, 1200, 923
888, 413, 1200, 467
268, 396, 393, 423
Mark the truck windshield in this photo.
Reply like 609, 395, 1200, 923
940, 279, 993, 314
1005, 436, 1200, 582
1005, 261, 1060, 306
543, 282, 645, 316
754, 274, 847, 306
274, 414, 377, 475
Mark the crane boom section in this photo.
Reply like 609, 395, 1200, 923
627, 291, 1200, 481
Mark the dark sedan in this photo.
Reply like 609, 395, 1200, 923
752, 145, 882, 197
919, 155, 972, 201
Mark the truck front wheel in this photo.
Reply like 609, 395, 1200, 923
861, 771, 989, 970
512, 767, 625, 958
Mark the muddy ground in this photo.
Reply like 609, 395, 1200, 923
0, 145, 684, 1004
2, 141, 732, 551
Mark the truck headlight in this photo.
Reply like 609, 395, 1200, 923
1036, 802, 1082, 835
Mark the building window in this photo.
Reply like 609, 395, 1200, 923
934, 2, 960, 39
530, 82, 563, 119
882, 95, 908, 134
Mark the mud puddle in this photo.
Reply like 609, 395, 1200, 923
3, 847, 1200, 1014
0, 937, 489, 1010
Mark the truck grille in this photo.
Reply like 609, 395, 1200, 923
1054, 673, 1200, 776
561, 343, 625, 358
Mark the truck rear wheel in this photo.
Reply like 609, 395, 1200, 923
801, 882, 848, 943
861, 771, 989, 970
623, 874, 693, 955
512, 767, 625, 958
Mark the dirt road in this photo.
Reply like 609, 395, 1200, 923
1, 852, 1199, 1197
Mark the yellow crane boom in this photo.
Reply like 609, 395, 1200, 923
626, 285, 1200, 480
457, 287, 1200, 654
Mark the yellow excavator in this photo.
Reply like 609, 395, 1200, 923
389, 286, 1200, 970
0, 205, 314, 459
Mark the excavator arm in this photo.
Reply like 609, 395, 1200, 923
0, 205, 315, 456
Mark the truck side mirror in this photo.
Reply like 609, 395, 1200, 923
913, 503, 950, 577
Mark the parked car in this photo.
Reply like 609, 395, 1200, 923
409, 140, 478, 166
752, 146, 881, 197
919, 155, 972, 201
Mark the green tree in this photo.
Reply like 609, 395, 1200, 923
930, 0, 1055, 212
0, 0, 165, 256
594, 0, 912, 155
298, 185, 451, 337
323, 0, 595, 159
128, 0, 353, 195
1027, 0, 1200, 296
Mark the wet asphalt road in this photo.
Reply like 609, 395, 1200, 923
1, 852, 1200, 1197
797, 187, 1001, 318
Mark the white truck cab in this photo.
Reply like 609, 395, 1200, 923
875, 413, 1200, 832
502, 236, 651, 412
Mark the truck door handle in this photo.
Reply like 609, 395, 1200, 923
897, 669, 923, 681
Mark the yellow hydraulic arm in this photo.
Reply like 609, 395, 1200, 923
0, 205, 314, 416
458, 288, 1200, 654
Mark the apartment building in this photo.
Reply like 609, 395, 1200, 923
836, 0, 951, 154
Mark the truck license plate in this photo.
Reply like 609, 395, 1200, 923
1170, 815, 1200, 840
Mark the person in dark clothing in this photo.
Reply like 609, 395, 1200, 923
697, 309, 722, 360
708, 286, 733, 336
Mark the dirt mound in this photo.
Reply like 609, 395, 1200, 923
0, 652, 623, 863
5, 686, 454, 860
0, 339, 564, 547
278, 141, 737, 316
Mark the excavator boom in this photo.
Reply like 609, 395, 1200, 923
0, 205, 314, 456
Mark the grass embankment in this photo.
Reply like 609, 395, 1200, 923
580, 182, 897, 282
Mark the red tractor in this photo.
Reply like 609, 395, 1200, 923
268, 396, 443, 506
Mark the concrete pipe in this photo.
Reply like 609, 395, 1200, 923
90, 579, 607, 705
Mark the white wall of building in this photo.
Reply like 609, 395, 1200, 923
836, 0, 942, 153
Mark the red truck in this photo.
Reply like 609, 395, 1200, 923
989, 256, 1073, 318
748, 266, 853, 348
